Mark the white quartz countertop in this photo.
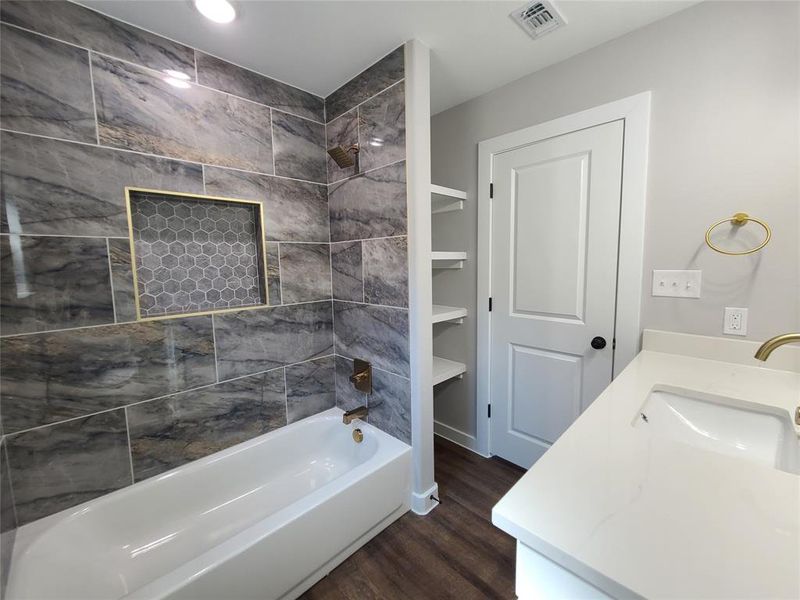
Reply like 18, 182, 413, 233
492, 349, 800, 599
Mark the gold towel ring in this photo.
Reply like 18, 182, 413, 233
705, 212, 771, 256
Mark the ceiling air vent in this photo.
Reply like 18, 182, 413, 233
510, 0, 567, 40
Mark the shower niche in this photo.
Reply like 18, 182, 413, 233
126, 188, 268, 319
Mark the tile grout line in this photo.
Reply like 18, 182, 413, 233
0, 232, 332, 244
211, 313, 220, 383
0, 127, 329, 188
269, 108, 277, 176
0, 298, 334, 339
333, 298, 409, 312
123, 407, 136, 485
2, 438, 20, 528
3, 353, 338, 438
333, 349, 410, 381
87, 49, 101, 145
282, 366, 289, 425
104, 237, 119, 323
326, 78, 405, 124
276, 243, 284, 304
0, 21, 325, 126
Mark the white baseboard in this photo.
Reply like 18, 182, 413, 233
411, 483, 439, 515
434, 420, 489, 457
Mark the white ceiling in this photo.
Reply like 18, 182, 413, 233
81, 0, 697, 115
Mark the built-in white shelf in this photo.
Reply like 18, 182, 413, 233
432, 304, 467, 324
432, 251, 467, 269
432, 356, 467, 386
431, 184, 467, 214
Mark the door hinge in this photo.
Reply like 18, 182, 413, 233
612, 338, 617, 350
489, 183, 494, 198
488, 297, 492, 312
487, 404, 492, 418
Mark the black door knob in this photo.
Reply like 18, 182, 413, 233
591, 336, 607, 350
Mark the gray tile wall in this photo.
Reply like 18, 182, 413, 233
0, 2, 411, 535
324, 48, 412, 445
0, 0, 338, 530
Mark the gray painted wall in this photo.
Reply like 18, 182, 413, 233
430, 1, 799, 438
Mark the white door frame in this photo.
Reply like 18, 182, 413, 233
476, 92, 651, 457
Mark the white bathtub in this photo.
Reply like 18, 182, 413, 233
7, 408, 411, 600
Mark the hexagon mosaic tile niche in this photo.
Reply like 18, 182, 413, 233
128, 190, 267, 318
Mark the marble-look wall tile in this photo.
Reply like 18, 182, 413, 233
195, 52, 323, 122
272, 112, 326, 184
286, 356, 335, 423
5, 410, 131, 525
93, 55, 273, 173
0, 1, 195, 78
203, 166, 329, 242
367, 367, 411, 445
358, 82, 406, 172
325, 109, 359, 183
331, 241, 363, 302
333, 301, 409, 378
0, 439, 15, 597
265, 243, 281, 305
362, 237, 408, 308
329, 161, 407, 242
0, 24, 95, 142
278, 243, 331, 304
333, 355, 409, 443
0, 316, 215, 433
325, 46, 405, 122
334, 355, 367, 412
214, 302, 333, 380
107, 238, 137, 323
0, 235, 114, 335
0, 131, 203, 237
127, 370, 286, 481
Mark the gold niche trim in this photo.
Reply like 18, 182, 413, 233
124, 186, 270, 322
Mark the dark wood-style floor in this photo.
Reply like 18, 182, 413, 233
301, 437, 525, 600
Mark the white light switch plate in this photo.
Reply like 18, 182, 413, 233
723, 307, 748, 336
651, 270, 702, 298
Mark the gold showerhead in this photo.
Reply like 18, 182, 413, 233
327, 144, 359, 169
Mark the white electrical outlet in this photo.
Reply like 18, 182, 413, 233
651, 270, 702, 298
723, 307, 748, 336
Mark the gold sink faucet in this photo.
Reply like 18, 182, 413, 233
754, 333, 800, 426
754, 333, 800, 361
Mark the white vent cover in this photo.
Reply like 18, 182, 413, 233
510, 0, 567, 40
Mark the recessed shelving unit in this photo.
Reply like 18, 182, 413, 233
431, 184, 467, 214
432, 356, 467, 386
432, 304, 467, 324
430, 184, 469, 388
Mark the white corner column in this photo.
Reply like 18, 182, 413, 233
404, 39, 438, 514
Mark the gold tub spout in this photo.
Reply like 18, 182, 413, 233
343, 405, 368, 425
754, 333, 800, 361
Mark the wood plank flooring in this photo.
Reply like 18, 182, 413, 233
301, 437, 526, 600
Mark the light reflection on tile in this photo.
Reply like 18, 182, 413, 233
0, 24, 95, 142
0, 235, 114, 335
286, 356, 335, 423
5, 410, 131, 525
0, 316, 216, 432
127, 370, 286, 481
93, 54, 273, 173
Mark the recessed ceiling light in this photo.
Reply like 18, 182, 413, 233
194, 0, 236, 24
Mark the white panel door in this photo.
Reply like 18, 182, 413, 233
490, 120, 624, 468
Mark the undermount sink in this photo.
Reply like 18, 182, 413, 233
634, 386, 799, 474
